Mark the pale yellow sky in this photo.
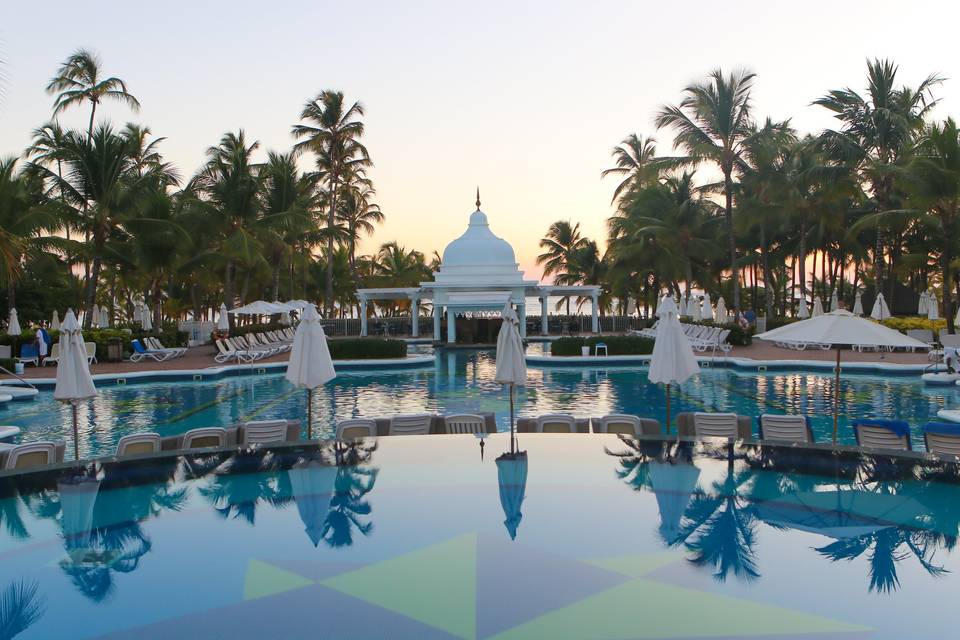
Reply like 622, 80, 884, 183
2, 0, 959, 281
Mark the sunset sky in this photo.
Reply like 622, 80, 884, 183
3, 0, 960, 280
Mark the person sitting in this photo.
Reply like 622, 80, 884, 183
743, 308, 756, 328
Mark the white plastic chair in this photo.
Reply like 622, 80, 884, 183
85, 342, 97, 364
242, 420, 289, 445
759, 414, 812, 444
443, 414, 486, 434
4, 441, 58, 470
535, 414, 577, 433
181, 427, 227, 450
388, 414, 433, 436
593, 414, 642, 436
116, 433, 162, 457
336, 419, 378, 440
693, 412, 739, 439
43, 343, 61, 366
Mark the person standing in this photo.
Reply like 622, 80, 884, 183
35, 321, 49, 365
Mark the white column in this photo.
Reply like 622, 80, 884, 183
411, 297, 420, 337
446, 309, 457, 343
518, 303, 527, 338
360, 298, 368, 336
591, 292, 599, 333
433, 305, 441, 341
540, 296, 549, 335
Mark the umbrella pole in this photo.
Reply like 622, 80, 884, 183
832, 347, 841, 445
307, 388, 313, 440
72, 401, 80, 461
666, 383, 671, 436
509, 383, 515, 455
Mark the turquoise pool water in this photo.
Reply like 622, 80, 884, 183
0, 434, 958, 639
3, 348, 957, 458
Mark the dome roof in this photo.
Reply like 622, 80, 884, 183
440, 208, 517, 267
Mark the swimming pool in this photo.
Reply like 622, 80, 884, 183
1, 434, 958, 639
3, 348, 957, 458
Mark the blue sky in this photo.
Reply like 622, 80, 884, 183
2, 0, 959, 277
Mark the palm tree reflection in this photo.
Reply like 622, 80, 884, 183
0, 580, 45, 639
321, 465, 378, 548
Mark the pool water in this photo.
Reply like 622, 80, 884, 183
3, 348, 957, 458
1, 434, 959, 639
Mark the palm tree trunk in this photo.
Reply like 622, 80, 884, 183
944, 234, 955, 334
799, 220, 807, 300
7, 284, 14, 311
724, 171, 739, 309
760, 225, 773, 319
84, 254, 102, 329
87, 100, 97, 141
326, 175, 338, 316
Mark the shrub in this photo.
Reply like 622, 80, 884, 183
551, 335, 654, 356
328, 338, 407, 360
764, 317, 798, 331
881, 316, 947, 336
0, 358, 14, 372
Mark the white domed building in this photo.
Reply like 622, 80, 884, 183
357, 195, 601, 343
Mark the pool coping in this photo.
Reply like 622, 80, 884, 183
525, 353, 941, 376
0, 355, 436, 389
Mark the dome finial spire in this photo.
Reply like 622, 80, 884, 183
475, 186, 481, 210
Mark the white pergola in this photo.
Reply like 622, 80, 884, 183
357, 203, 600, 342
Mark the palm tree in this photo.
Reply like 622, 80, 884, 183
601, 134, 668, 207
814, 59, 942, 304
337, 181, 384, 285
259, 151, 313, 301
0, 580, 45, 639
656, 68, 757, 309
292, 91, 370, 315
46, 49, 140, 140
537, 221, 589, 314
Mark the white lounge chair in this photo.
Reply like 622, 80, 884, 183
535, 414, 577, 433
4, 441, 58, 470
43, 343, 61, 366
116, 433, 162, 457
336, 419, 378, 440
693, 412, 740, 439
130, 339, 172, 362
85, 341, 98, 364
853, 419, 911, 451
388, 414, 433, 436
758, 414, 813, 443
181, 427, 227, 450
242, 420, 288, 445
592, 414, 642, 436
147, 337, 186, 358
443, 414, 486, 434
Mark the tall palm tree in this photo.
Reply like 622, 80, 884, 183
656, 68, 757, 309
337, 181, 384, 285
601, 134, 668, 208
537, 221, 589, 314
46, 49, 140, 140
292, 91, 370, 315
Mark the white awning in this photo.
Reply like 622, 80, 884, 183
445, 291, 513, 308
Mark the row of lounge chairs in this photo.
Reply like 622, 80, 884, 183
130, 338, 187, 362
630, 322, 732, 353
39, 342, 98, 366
214, 329, 295, 363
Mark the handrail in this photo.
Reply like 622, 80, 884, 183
0, 365, 37, 390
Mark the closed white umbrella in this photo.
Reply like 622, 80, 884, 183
495, 301, 527, 454
927, 294, 939, 321
100, 306, 110, 328
678, 294, 688, 317
90, 304, 100, 328
852, 291, 864, 316
141, 305, 153, 332
51, 310, 61, 331
797, 297, 810, 319
870, 293, 890, 321
689, 296, 702, 322
955, 303, 960, 327
7, 308, 21, 335
280, 311, 292, 326
715, 297, 728, 324
812, 297, 824, 317
285, 304, 336, 438
287, 459, 337, 547
133, 302, 142, 323
701, 293, 713, 322
648, 296, 701, 432
756, 310, 927, 442
918, 292, 929, 315
217, 303, 230, 331
54, 310, 98, 460
830, 289, 839, 312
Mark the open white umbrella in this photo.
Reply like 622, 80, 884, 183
756, 310, 927, 442
715, 297, 728, 324
141, 305, 153, 332
287, 459, 337, 547
495, 301, 527, 454
90, 304, 101, 328
701, 293, 713, 322
648, 460, 701, 545
648, 296, 700, 432
870, 293, 891, 321
285, 304, 336, 438
918, 291, 929, 315
54, 310, 98, 460
797, 297, 809, 319
927, 294, 939, 321
852, 291, 864, 316
100, 306, 110, 328
830, 289, 839, 312
51, 310, 61, 331
217, 303, 230, 331
812, 297, 824, 317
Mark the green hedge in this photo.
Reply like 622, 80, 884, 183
0, 358, 13, 372
0, 327, 187, 362
328, 338, 407, 360
551, 335, 654, 356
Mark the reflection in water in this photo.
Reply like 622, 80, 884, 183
0, 580, 45, 640
496, 451, 528, 540
322, 465, 378, 548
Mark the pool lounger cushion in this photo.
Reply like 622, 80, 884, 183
159, 420, 302, 452
372, 413, 498, 436
852, 418, 912, 450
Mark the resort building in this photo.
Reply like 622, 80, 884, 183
357, 196, 601, 343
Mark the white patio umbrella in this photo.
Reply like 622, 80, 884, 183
287, 459, 337, 547
141, 305, 153, 332
812, 297, 824, 317
830, 289, 839, 312
495, 301, 527, 454
852, 291, 864, 316
51, 310, 61, 331
701, 293, 713, 322
870, 293, 891, 321
756, 310, 927, 443
285, 304, 336, 438
715, 297, 728, 324
689, 297, 702, 322
918, 291, 929, 315
678, 294, 688, 317
797, 297, 810, 319
133, 302, 142, 324
7, 308, 21, 335
90, 304, 101, 328
100, 306, 110, 328
54, 310, 98, 460
927, 294, 939, 321
955, 303, 960, 327
216, 303, 230, 331
648, 460, 701, 545
648, 296, 701, 432
280, 310, 292, 326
